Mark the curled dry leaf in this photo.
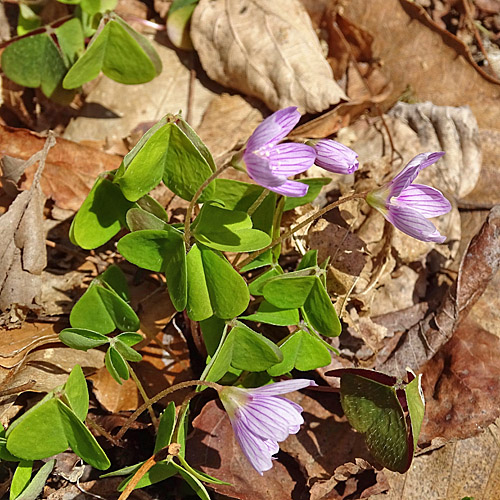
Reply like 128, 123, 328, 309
419, 318, 500, 443
376, 205, 500, 377
190, 0, 347, 114
0, 135, 55, 315
0, 125, 122, 211
390, 101, 482, 198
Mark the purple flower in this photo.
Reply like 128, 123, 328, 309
218, 379, 317, 474
309, 139, 359, 174
366, 152, 452, 243
242, 107, 316, 197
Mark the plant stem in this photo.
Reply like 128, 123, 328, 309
117, 454, 158, 500
247, 188, 270, 217
115, 380, 221, 440
236, 193, 366, 271
184, 164, 230, 247
127, 362, 158, 430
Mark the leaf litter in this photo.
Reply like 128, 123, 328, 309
0, 0, 500, 497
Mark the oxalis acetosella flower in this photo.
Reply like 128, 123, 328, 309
238, 107, 316, 197
218, 379, 317, 474
308, 138, 360, 174
366, 152, 452, 243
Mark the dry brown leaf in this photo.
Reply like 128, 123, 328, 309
390, 101, 482, 198
0, 135, 54, 315
187, 399, 308, 500
0, 125, 122, 211
420, 318, 500, 443
191, 0, 347, 114
376, 205, 500, 376
343, 0, 500, 130
196, 94, 263, 160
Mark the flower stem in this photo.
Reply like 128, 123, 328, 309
114, 380, 221, 440
184, 164, 230, 247
127, 362, 158, 430
247, 188, 270, 217
236, 193, 366, 271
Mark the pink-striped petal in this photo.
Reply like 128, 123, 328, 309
395, 184, 451, 218
313, 139, 359, 174
385, 204, 446, 243
268, 180, 309, 197
244, 152, 286, 187
246, 107, 301, 152
247, 379, 317, 396
389, 152, 445, 197
232, 418, 274, 475
268, 143, 316, 176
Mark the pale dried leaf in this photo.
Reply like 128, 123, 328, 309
191, 0, 347, 114
0, 136, 55, 313
390, 101, 482, 198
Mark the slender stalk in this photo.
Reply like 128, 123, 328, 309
127, 363, 158, 430
85, 417, 121, 447
184, 164, 230, 247
115, 380, 221, 440
117, 455, 157, 500
236, 193, 366, 271
247, 189, 270, 217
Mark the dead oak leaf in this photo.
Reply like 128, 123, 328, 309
191, 0, 347, 114
0, 135, 55, 313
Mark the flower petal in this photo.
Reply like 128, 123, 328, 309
395, 184, 451, 218
246, 107, 301, 152
269, 143, 316, 176
244, 152, 286, 188
231, 418, 275, 474
386, 204, 447, 243
238, 395, 304, 441
248, 379, 317, 396
268, 180, 309, 197
313, 139, 359, 174
389, 152, 445, 197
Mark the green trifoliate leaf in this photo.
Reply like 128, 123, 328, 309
105, 346, 129, 384
12, 459, 55, 500
263, 274, 316, 309
63, 15, 162, 89
63, 364, 89, 421
166, 0, 198, 50
154, 402, 176, 453
193, 204, 271, 252
17, 4, 41, 36
267, 330, 331, 376
327, 368, 425, 473
241, 300, 299, 327
10, 460, 32, 500
59, 328, 109, 351
70, 176, 134, 250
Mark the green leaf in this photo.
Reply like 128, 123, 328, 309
177, 454, 230, 485
127, 207, 169, 231
70, 282, 139, 334
267, 330, 331, 376
59, 328, 109, 351
117, 228, 187, 311
137, 195, 169, 221
241, 300, 299, 326
263, 275, 316, 309
229, 323, 282, 371
193, 204, 271, 252
119, 462, 177, 490
196, 245, 249, 320
212, 179, 276, 234
0, 429, 19, 461
70, 177, 134, 250
154, 402, 176, 453
10, 460, 32, 500
114, 338, 142, 362
302, 277, 341, 337
199, 316, 225, 357
100, 264, 131, 302
55, 18, 85, 66
14, 460, 55, 500
63, 365, 89, 421
186, 244, 213, 321
6, 398, 68, 460
171, 462, 211, 500
105, 347, 129, 383
248, 266, 283, 296
17, 4, 41, 36
405, 374, 425, 450
297, 250, 318, 271
166, 0, 197, 49
283, 178, 331, 211
57, 401, 110, 470
63, 16, 162, 88
115, 332, 143, 346
161, 120, 215, 202
1, 33, 67, 98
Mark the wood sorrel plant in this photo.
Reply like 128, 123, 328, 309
4, 108, 450, 499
